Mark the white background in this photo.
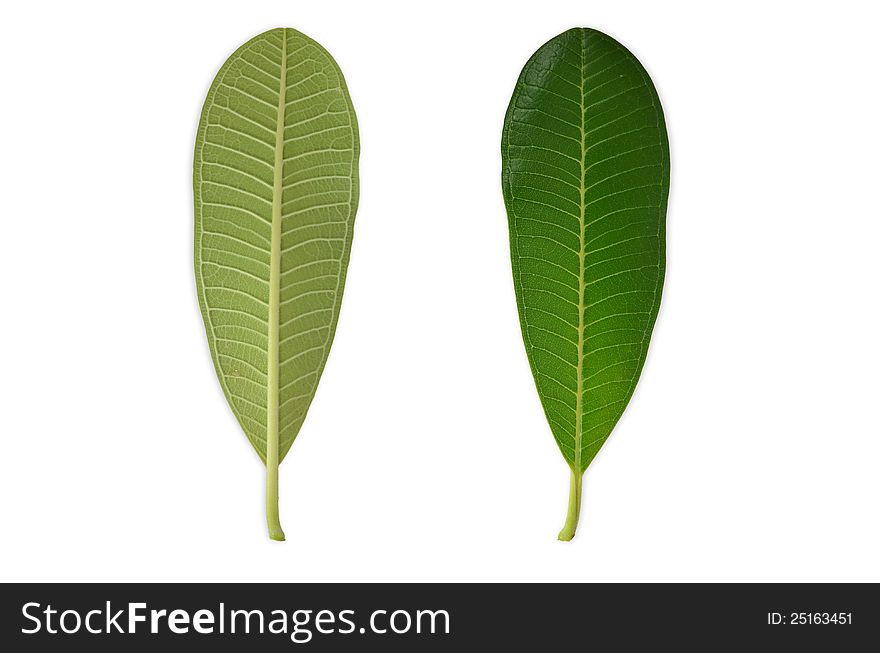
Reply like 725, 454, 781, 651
1, 0, 878, 582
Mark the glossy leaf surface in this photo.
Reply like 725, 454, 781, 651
502, 28, 668, 539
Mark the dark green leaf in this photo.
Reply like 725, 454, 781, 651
501, 28, 668, 540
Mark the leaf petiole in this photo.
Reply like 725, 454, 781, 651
558, 469, 582, 541
266, 456, 285, 541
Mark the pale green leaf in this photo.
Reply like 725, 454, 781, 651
502, 28, 668, 540
194, 28, 359, 540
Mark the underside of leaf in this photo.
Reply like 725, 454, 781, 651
502, 28, 668, 540
194, 28, 359, 540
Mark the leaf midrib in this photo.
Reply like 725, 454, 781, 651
574, 30, 587, 474
266, 30, 287, 475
